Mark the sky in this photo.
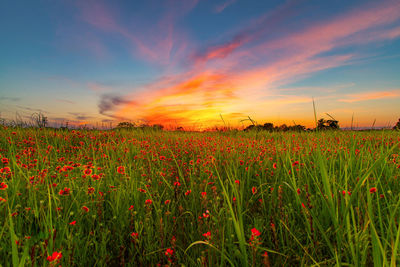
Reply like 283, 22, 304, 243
1, 0, 400, 130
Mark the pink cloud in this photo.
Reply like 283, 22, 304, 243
76, 0, 198, 65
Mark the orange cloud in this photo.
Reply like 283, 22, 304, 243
338, 90, 400, 103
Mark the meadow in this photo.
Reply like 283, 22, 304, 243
0, 127, 399, 266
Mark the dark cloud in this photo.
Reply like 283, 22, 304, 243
0, 96, 21, 102
98, 94, 130, 119
56, 99, 76, 104
16, 105, 48, 113
68, 112, 95, 121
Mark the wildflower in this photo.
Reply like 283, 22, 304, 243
202, 210, 210, 218
145, 199, 152, 205
235, 180, 240, 185
370, 187, 377, 193
117, 166, 125, 174
87, 187, 95, 195
58, 187, 71, 196
297, 188, 301, 195
0, 182, 8, 190
83, 168, 92, 176
91, 174, 100, 180
251, 228, 261, 237
185, 190, 191, 196
201, 192, 207, 197
252, 186, 257, 195
128, 205, 134, 210
2, 158, 9, 164
131, 232, 139, 239
273, 163, 277, 169
203, 231, 211, 240
47, 251, 62, 262
0, 197, 6, 202
165, 248, 174, 257
173, 181, 181, 187
164, 200, 170, 205
82, 206, 89, 212
69, 220, 76, 225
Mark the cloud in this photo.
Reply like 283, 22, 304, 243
76, 0, 198, 64
108, 0, 400, 128
338, 89, 400, 103
0, 96, 21, 102
214, 0, 236, 13
56, 99, 75, 104
68, 112, 96, 121
98, 94, 131, 119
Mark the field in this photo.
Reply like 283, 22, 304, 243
0, 127, 399, 266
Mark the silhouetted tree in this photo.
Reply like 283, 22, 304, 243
116, 122, 135, 128
317, 118, 339, 130
263, 122, 274, 131
277, 124, 288, 132
394, 118, 400, 130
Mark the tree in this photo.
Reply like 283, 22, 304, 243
394, 118, 400, 130
263, 122, 274, 131
116, 122, 135, 128
317, 118, 339, 130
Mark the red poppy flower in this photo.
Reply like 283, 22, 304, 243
203, 231, 211, 239
47, 251, 62, 262
131, 232, 139, 239
145, 199, 152, 205
82, 206, 89, 212
370, 187, 377, 193
69, 220, 76, 225
2, 158, 9, 164
251, 228, 261, 237
0, 182, 8, 190
251, 186, 257, 195
165, 248, 174, 257
58, 187, 70, 195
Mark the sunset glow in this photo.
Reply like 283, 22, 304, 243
1, 0, 400, 129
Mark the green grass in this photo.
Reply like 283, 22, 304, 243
0, 127, 399, 266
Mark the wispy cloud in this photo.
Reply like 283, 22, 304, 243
76, 0, 198, 64
56, 99, 75, 104
0, 96, 20, 102
214, 0, 236, 13
338, 89, 400, 103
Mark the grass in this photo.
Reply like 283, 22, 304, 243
0, 127, 399, 266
